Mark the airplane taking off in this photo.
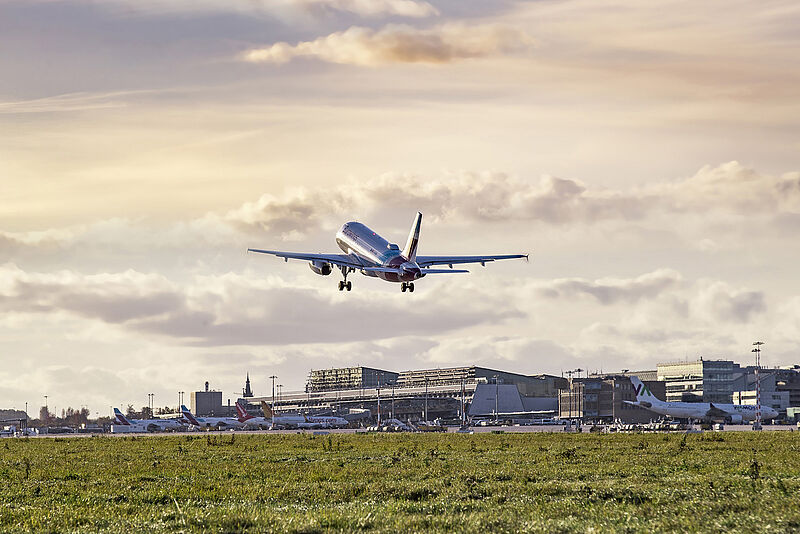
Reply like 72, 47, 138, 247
625, 376, 778, 423
247, 212, 528, 292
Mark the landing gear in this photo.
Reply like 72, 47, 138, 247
401, 282, 415, 293
338, 267, 353, 291
338, 280, 352, 291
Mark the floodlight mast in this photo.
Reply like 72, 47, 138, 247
752, 342, 764, 431
270, 375, 277, 415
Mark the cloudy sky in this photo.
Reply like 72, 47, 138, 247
2, 0, 799, 416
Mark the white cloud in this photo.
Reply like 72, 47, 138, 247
223, 163, 800, 237
32, 0, 438, 19
690, 280, 766, 324
243, 23, 532, 66
0, 91, 134, 114
535, 269, 683, 305
0, 265, 522, 346
298, 0, 438, 18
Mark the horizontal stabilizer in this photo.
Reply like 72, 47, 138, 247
359, 267, 469, 275
360, 266, 403, 274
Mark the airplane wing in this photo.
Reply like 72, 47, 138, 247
415, 254, 529, 268
247, 249, 365, 269
705, 403, 730, 419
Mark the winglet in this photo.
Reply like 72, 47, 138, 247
402, 212, 422, 262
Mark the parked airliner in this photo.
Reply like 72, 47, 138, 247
259, 401, 306, 428
626, 376, 778, 423
247, 212, 528, 292
180, 405, 244, 430
112, 408, 184, 432
234, 401, 272, 429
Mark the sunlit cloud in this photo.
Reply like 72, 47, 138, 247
223, 162, 800, 236
243, 23, 533, 66
298, 0, 438, 18
0, 91, 131, 114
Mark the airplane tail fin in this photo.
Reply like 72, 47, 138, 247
402, 212, 422, 262
235, 401, 252, 421
113, 407, 131, 425
629, 376, 662, 405
260, 400, 274, 418
180, 404, 200, 426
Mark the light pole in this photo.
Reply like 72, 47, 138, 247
424, 377, 429, 422
376, 379, 381, 426
270, 375, 277, 414
611, 377, 616, 424
752, 341, 764, 430
44, 395, 48, 421
460, 378, 466, 426
494, 375, 499, 423
391, 385, 395, 419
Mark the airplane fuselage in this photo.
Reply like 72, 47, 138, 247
335, 222, 420, 282
304, 415, 349, 428
632, 400, 777, 422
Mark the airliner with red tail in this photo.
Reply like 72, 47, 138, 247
235, 401, 271, 429
248, 212, 528, 292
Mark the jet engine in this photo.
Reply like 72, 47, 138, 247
400, 261, 422, 279
726, 414, 743, 424
308, 260, 332, 276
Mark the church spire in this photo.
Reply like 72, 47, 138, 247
243, 372, 253, 398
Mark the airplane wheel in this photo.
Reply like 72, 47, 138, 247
401, 283, 407, 292
409, 283, 415, 293
338, 281, 344, 291
346, 281, 352, 291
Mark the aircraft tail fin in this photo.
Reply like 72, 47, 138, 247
113, 407, 131, 425
180, 404, 200, 426
260, 401, 274, 418
629, 376, 662, 405
235, 401, 253, 422
402, 212, 422, 262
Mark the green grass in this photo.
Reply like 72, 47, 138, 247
1, 432, 799, 533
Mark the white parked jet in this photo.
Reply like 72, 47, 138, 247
234, 401, 272, 429
112, 408, 184, 432
625, 376, 778, 423
180, 405, 244, 430
248, 212, 528, 292
303, 413, 349, 429
259, 401, 307, 429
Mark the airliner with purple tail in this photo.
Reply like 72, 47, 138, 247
247, 212, 528, 292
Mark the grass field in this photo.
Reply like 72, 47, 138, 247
1, 432, 799, 533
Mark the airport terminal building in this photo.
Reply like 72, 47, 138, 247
235, 361, 800, 424
241, 366, 566, 423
